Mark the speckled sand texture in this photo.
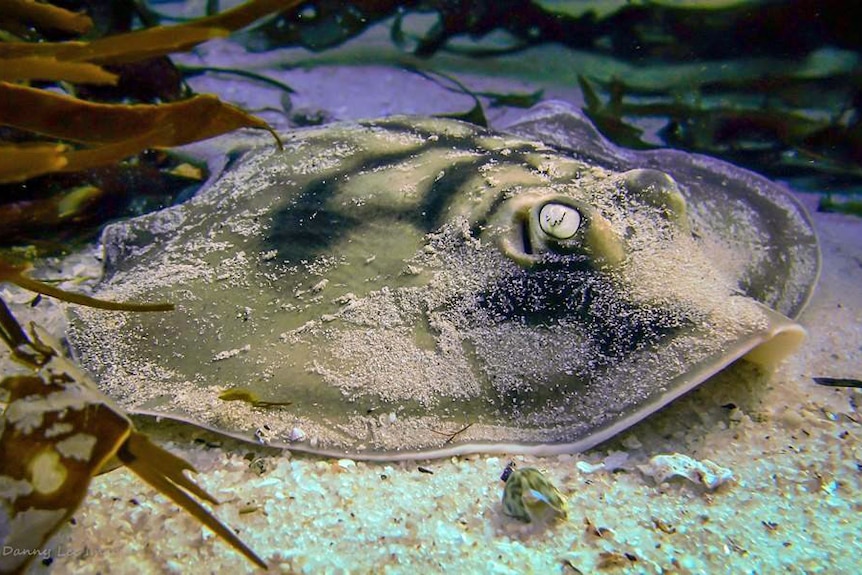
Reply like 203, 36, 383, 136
7, 195, 859, 575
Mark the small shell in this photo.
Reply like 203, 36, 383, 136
501, 467, 568, 523
288, 426, 307, 442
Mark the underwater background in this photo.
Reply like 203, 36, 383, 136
1, 1, 861, 573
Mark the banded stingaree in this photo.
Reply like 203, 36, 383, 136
67, 103, 820, 460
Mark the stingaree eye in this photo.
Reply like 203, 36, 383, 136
538, 202, 581, 240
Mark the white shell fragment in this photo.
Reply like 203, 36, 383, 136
637, 453, 735, 490
289, 427, 307, 442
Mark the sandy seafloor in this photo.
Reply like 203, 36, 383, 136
4, 27, 862, 575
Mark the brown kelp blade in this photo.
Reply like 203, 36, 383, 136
0, 82, 280, 183
0, 27, 224, 62
117, 433, 268, 570
0, 82, 278, 147
0, 0, 94, 34
0, 143, 68, 184
0, 0, 302, 64
0, 57, 117, 84
58, 126, 184, 174
0, 0, 290, 184
80, 0, 304, 64
0, 260, 174, 312
0, 127, 191, 184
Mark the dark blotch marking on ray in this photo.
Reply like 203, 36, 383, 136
414, 157, 495, 229
441, 258, 692, 416
262, 146, 426, 264
468, 261, 688, 361
263, 178, 364, 264
263, 122, 535, 264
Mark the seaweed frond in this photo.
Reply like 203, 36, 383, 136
0, 0, 300, 64
0, 257, 173, 312
0, 0, 94, 35
0, 56, 117, 83
219, 387, 293, 408
0, 81, 277, 149
0, 86, 280, 184
0, 142, 69, 183
0, 0, 297, 221
118, 432, 268, 569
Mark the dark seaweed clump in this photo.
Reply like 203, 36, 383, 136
245, 0, 862, 201
0, 0, 290, 249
